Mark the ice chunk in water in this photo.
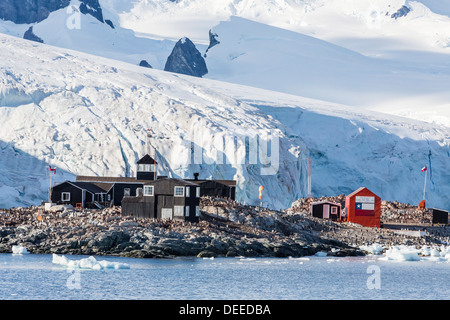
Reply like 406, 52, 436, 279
52, 254, 130, 270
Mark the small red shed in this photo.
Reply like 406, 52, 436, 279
345, 187, 381, 228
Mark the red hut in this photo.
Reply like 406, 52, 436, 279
345, 187, 381, 228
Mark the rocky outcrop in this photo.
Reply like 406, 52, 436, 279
391, 5, 411, 19
79, 0, 103, 23
164, 37, 208, 77
23, 27, 44, 43
0, 0, 104, 25
0, 0, 70, 24
139, 60, 152, 68
204, 29, 220, 57
0, 197, 447, 259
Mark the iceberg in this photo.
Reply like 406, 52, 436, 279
360, 244, 384, 255
381, 245, 450, 262
12, 246, 29, 255
52, 254, 130, 270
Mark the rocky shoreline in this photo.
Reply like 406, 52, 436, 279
0, 197, 449, 259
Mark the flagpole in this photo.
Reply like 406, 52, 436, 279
422, 168, 427, 201
49, 168, 53, 203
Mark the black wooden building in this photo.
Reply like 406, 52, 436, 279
310, 201, 341, 221
51, 154, 158, 208
189, 179, 236, 200
50, 153, 236, 214
432, 208, 449, 225
50, 181, 109, 208
121, 178, 201, 222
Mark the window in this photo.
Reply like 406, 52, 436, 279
185, 206, 190, 217
124, 188, 130, 196
107, 194, 111, 201
144, 185, 154, 196
174, 186, 184, 197
139, 164, 155, 172
195, 206, 200, 217
331, 207, 338, 214
136, 188, 143, 197
62, 192, 70, 202
174, 206, 184, 217
161, 208, 172, 219
186, 186, 190, 197
196, 187, 200, 198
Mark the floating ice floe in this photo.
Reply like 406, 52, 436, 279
380, 245, 450, 262
382, 245, 421, 261
359, 244, 385, 255
12, 246, 29, 255
52, 254, 130, 270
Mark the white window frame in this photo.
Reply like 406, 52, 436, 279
185, 206, 190, 217
174, 205, 184, 217
144, 185, 154, 196
144, 164, 151, 172
62, 192, 70, 202
136, 188, 143, 197
196, 187, 200, 198
174, 186, 185, 197
186, 186, 190, 197
331, 207, 338, 214
195, 206, 200, 217
138, 164, 144, 171
124, 188, 131, 196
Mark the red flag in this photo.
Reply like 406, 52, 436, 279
421, 166, 427, 172
48, 166, 56, 174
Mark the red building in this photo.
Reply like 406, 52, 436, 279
345, 187, 381, 228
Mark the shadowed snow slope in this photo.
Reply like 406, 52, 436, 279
0, 33, 449, 210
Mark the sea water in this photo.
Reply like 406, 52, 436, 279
0, 253, 448, 300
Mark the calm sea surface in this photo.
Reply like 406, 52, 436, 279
0, 253, 448, 300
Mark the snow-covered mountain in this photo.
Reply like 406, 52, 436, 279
0, 0, 176, 69
2, 0, 449, 127
0, 33, 449, 211
0, 0, 449, 210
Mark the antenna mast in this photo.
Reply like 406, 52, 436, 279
146, 128, 157, 180
146, 128, 152, 156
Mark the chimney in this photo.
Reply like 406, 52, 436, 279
193, 173, 199, 181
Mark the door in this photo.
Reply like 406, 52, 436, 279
323, 204, 330, 219
161, 208, 173, 220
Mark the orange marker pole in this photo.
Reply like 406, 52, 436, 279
258, 186, 264, 207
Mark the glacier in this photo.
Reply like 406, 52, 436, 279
0, 33, 449, 210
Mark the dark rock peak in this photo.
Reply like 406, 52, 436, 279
391, 5, 411, 19
139, 60, 152, 68
0, 0, 70, 24
105, 19, 115, 29
0, 0, 105, 24
164, 37, 208, 78
23, 26, 44, 43
79, 0, 104, 23
204, 29, 220, 57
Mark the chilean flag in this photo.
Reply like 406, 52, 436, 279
421, 166, 427, 172
355, 202, 375, 216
